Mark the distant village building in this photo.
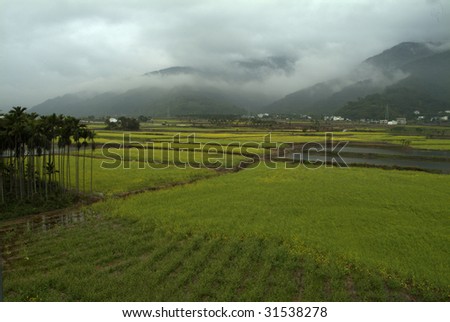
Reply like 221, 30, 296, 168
440, 116, 448, 121
413, 110, 420, 115
396, 118, 407, 125
109, 117, 118, 123
387, 120, 398, 125
324, 116, 344, 121
417, 116, 425, 120
257, 113, 269, 118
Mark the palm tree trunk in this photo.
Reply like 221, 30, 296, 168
58, 146, 62, 192
83, 147, 86, 193
34, 153, 39, 195
61, 148, 65, 190
27, 152, 33, 199
75, 148, 80, 193
18, 149, 25, 200
9, 153, 14, 196
66, 146, 71, 190
0, 173, 4, 204
90, 148, 94, 194
36, 154, 42, 197
0, 153, 5, 204
43, 151, 48, 200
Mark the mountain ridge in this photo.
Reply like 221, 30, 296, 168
30, 42, 449, 118
266, 42, 449, 116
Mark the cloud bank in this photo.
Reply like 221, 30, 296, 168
0, 0, 449, 109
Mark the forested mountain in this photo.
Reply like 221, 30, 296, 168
267, 42, 450, 116
31, 42, 449, 118
338, 87, 450, 120
32, 86, 246, 117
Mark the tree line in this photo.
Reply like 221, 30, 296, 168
0, 107, 96, 206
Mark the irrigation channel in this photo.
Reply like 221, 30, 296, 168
0, 209, 86, 262
289, 143, 450, 173
0, 208, 87, 301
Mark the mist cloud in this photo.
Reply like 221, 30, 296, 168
1, 0, 449, 110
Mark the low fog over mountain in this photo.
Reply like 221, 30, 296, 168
268, 42, 450, 116
30, 41, 450, 117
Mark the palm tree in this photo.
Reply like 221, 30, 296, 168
56, 114, 65, 192
0, 115, 6, 204
26, 114, 40, 197
73, 127, 81, 193
0, 107, 97, 211
5, 107, 29, 200
79, 128, 91, 194
39, 115, 55, 198
32, 122, 47, 197
60, 117, 77, 191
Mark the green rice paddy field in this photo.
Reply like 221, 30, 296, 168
2, 164, 449, 301
1, 126, 450, 301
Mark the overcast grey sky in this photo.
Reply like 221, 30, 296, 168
1, 0, 449, 109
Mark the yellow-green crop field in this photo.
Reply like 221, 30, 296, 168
92, 128, 450, 150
